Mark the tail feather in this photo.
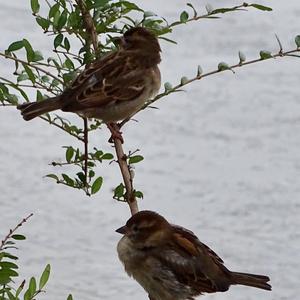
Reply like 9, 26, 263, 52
231, 271, 271, 291
17, 96, 62, 121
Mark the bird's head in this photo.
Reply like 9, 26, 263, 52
116, 210, 171, 248
123, 27, 161, 52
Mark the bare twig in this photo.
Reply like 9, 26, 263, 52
83, 117, 89, 190
0, 213, 33, 251
109, 125, 139, 215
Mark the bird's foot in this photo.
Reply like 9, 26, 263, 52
107, 122, 124, 144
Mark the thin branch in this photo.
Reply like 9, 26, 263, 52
0, 52, 63, 84
0, 213, 33, 251
109, 125, 138, 215
169, 2, 268, 29
83, 117, 89, 191
75, 0, 99, 53
120, 47, 300, 128
39, 115, 84, 141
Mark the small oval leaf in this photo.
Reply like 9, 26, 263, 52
91, 177, 103, 194
11, 234, 26, 240
39, 264, 50, 289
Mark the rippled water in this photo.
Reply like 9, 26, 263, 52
1, 1, 299, 300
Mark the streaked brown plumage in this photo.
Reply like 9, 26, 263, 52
17, 27, 161, 123
116, 211, 271, 300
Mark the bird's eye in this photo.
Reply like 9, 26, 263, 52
132, 225, 139, 232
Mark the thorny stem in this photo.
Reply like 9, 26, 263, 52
0, 213, 33, 251
0, 52, 63, 85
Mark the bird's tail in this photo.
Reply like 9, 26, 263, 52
17, 96, 62, 121
231, 271, 271, 291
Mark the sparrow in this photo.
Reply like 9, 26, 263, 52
116, 210, 271, 300
17, 27, 161, 133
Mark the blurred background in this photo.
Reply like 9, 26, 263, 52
1, 1, 299, 300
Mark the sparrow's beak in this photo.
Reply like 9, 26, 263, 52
116, 225, 128, 235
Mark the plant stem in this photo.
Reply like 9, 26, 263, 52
0, 213, 33, 251
0, 52, 63, 84
109, 125, 138, 215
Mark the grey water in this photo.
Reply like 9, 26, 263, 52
1, 1, 299, 300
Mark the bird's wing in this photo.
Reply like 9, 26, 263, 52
63, 51, 146, 110
153, 226, 232, 293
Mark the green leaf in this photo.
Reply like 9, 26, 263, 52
49, 3, 60, 19
129, 155, 144, 164
29, 277, 36, 296
238, 50, 246, 63
63, 71, 77, 84
64, 58, 74, 70
91, 177, 103, 194
93, 0, 110, 7
134, 190, 143, 199
23, 64, 36, 84
32, 50, 43, 62
65, 147, 74, 163
22, 39, 35, 62
7, 290, 16, 300
31, 0, 40, 14
7, 41, 24, 52
250, 4, 272, 11
67, 294, 73, 300
197, 65, 203, 76
101, 153, 113, 160
54, 33, 63, 49
2, 252, 18, 260
62, 174, 74, 186
218, 62, 230, 71
0, 268, 18, 277
17, 73, 29, 82
180, 11, 189, 23
57, 10, 68, 30
0, 262, 18, 269
11, 234, 26, 240
164, 82, 173, 92
39, 264, 50, 290
36, 17, 50, 31
24, 288, 31, 300
16, 280, 25, 297
114, 183, 125, 199
295, 35, 300, 48
76, 172, 86, 183
259, 50, 272, 59
45, 174, 59, 182
64, 37, 70, 52
180, 76, 189, 84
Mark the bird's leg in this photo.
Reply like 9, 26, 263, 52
107, 122, 124, 144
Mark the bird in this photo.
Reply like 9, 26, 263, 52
17, 27, 161, 139
116, 210, 271, 300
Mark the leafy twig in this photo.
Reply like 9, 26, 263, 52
0, 52, 63, 85
0, 213, 33, 251
147, 47, 300, 107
